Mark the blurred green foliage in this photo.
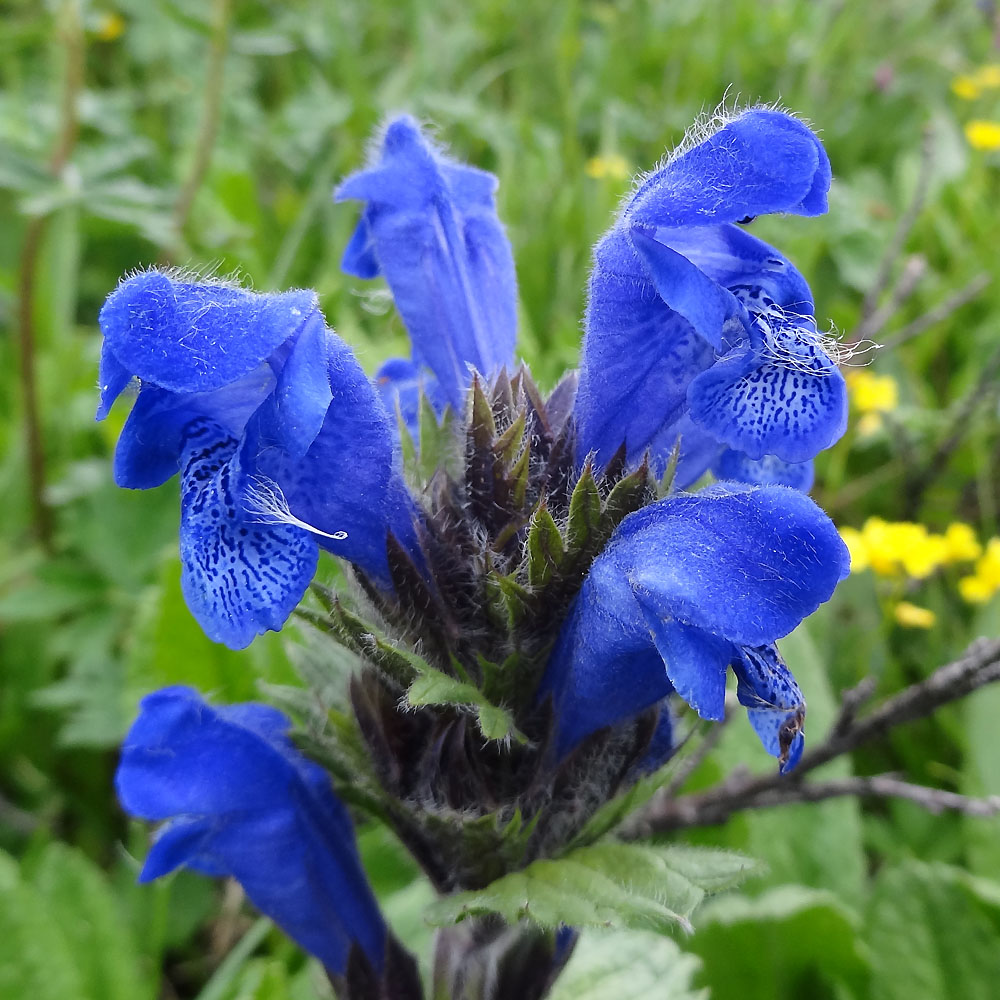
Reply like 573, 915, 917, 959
3, 0, 1000, 996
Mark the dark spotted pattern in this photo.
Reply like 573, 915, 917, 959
178, 419, 317, 648
734, 643, 806, 772
688, 284, 845, 462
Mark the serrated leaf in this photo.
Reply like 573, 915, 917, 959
426, 842, 758, 934
566, 466, 602, 553
526, 505, 564, 587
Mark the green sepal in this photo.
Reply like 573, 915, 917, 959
526, 505, 565, 588
566, 464, 602, 555
406, 663, 526, 744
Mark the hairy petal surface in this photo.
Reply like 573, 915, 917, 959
116, 687, 386, 974
625, 109, 831, 228
98, 270, 317, 402
337, 115, 517, 409
541, 484, 848, 760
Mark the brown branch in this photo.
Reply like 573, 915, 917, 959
624, 637, 1000, 835
735, 775, 1000, 818
16, 0, 85, 550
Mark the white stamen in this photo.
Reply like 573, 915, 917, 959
243, 475, 348, 541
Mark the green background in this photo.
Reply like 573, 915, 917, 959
3, 0, 1000, 996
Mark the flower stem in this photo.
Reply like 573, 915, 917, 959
171, 0, 233, 246
16, 0, 84, 550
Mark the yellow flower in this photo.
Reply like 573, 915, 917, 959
838, 526, 869, 573
974, 538, 1000, 588
959, 574, 995, 603
846, 370, 899, 414
975, 64, 1000, 88
94, 11, 125, 42
942, 522, 982, 563
952, 75, 981, 100
585, 154, 630, 181
894, 602, 936, 629
859, 518, 948, 579
965, 120, 1000, 151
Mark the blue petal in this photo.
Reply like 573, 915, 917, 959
96, 341, 134, 420
630, 226, 746, 350
336, 115, 517, 409
113, 362, 279, 490
342, 212, 381, 279
688, 343, 848, 463
265, 311, 332, 460
113, 385, 194, 489
178, 421, 318, 649
576, 229, 716, 470
652, 223, 814, 314
713, 449, 815, 491
631, 611, 733, 721
733, 644, 806, 772
140, 818, 217, 881
99, 270, 318, 394
117, 687, 387, 974
117, 686, 302, 817
615, 484, 850, 646
542, 484, 847, 753
626, 110, 831, 228
242, 329, 420, 589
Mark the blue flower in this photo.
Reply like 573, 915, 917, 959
337, 115, 519, 414
539, 483, 850, 770
97, 270, 419, 649
116, 686, 387, 974
574, 108, 845, 490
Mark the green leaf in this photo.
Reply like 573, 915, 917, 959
687, 885, 868, 1000
425, 842, 761, 934
548, 930, 706, 1000
31, 843, 155, 1000
866, 861, 1000, 1000
0, 845, 156, 1000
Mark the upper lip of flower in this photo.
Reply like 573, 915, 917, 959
575, 108, 845, 484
